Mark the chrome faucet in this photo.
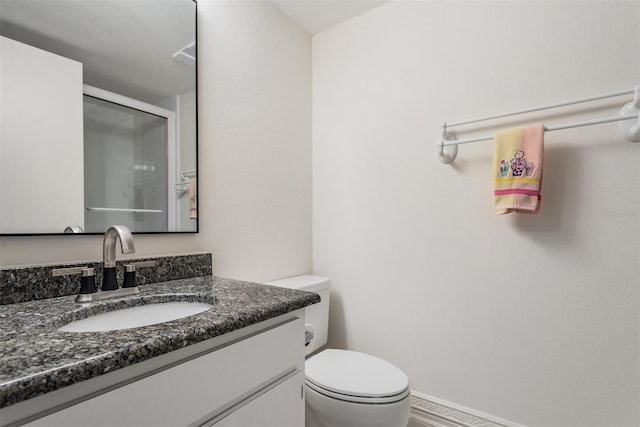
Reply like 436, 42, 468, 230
102, 225, 136, 291
103, 225, 136, 268
51, 225, 157, 303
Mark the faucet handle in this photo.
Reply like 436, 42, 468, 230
123, 263, 137, 288
52, 266, 89, 277
79, 268, 98, 294
52, 267, 97, 295
122, 261, 157, 288
130, 260, 157, 269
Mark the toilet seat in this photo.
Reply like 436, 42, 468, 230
305, 349, 410, 404
305, 380, 410, 404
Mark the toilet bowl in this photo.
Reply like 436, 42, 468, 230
305, 349, 411, 427
265, 276, 411, 427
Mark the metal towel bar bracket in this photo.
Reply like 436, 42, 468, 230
438, 125, 457, 164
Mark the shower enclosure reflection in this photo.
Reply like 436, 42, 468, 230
83, 94, 170, 232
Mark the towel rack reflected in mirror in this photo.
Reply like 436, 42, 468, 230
438, 85, 640, 164
175, 170, 197, 195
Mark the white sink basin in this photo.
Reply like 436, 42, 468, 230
59, 301, 213, 333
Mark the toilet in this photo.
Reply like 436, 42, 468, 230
265, 275, 411, 427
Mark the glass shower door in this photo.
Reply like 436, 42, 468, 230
83, 95, 168, 232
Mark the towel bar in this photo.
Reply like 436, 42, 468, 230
438, 85, 640, 163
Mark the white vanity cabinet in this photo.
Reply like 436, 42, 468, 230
20, 314, 305, 427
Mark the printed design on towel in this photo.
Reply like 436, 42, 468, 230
499, 150, 535, 178
493, 124, 544, 215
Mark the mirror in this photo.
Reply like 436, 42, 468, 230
0, 0, 197, 235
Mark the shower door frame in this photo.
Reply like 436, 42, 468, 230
83, 84, 179, 231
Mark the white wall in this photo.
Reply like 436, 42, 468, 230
313, 1, 639, 426
198, 0, 312, 281
0, 0, 312, 284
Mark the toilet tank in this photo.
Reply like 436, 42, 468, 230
264, 275, 330, 355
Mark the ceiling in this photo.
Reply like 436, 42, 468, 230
271, 0, 387, 34
0, 0, 195, 105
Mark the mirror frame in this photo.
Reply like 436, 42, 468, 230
0, 0, 199, 236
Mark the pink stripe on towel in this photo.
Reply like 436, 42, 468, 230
494, 189, 540, 197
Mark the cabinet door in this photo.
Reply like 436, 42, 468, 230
214, 371, 304, 427
0, 36, 84, 233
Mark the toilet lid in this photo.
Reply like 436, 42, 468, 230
305, 349, 409, 399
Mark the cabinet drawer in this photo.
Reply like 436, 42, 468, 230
214, 371, 304, 427
28, 317, 304, 426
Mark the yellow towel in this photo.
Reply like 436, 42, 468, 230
494, 125, 544, 215
189, 177, 197, 220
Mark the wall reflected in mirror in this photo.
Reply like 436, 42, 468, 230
0, 0, 197, 235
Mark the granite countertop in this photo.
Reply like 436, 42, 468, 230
0, 276, 320, 408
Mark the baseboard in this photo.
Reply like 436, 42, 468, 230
409, 391, 525, 427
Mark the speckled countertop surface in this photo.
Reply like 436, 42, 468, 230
0, 276, 320, 408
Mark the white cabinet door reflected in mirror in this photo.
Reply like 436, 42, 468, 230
0, 37, 84, 233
